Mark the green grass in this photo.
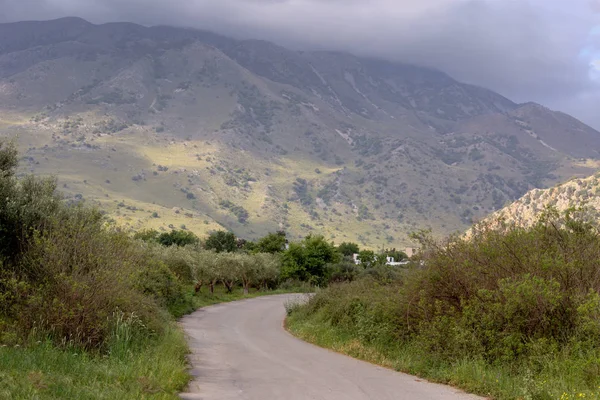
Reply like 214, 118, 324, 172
0, 287, 298, 400
286, 310, 600, 400
0, 326, 188, 400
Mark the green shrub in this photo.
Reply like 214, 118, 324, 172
157, 229, 199, 247
290, 209, 600, 396
5, 210, 166, 350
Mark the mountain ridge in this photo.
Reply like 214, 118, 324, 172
1, 17, 599, 246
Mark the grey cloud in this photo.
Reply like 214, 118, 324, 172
0, 0, 599, 129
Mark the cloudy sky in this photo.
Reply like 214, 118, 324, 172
1, 0, 599, 128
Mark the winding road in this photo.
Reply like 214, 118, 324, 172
179, 294, 484, 400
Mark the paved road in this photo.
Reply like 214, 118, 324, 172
179, 294, 484, 400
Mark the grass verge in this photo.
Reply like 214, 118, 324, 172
0, 287, 294, 400
286, 309, 600, 400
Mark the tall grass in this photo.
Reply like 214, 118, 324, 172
0, 325, 189, 399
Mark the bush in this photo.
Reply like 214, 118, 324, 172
295, 209, 600, 367
326, 260, 360, 283
157, 230, 199, 247
403, 208, 600, 361
3, 208, 166, 350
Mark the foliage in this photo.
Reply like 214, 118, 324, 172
288, 210, 600, 399
157, 230, 199, 247
326, 261, 360, 283
133, 229, 160, 242
204, 230, 237, 253
0, 140, 62, 263
254, 231, 287, 254
337, 242, 360, 257
281, 235, 340, 284
219, 200, 249, 224
382, 248, 408, 261
356, 250, 388, 268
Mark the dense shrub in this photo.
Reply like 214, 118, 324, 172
1, 207, 167, 350
281, 235, 340, 284
157, 229, 199, 247
294, 208, 600, 374
0, 141, 63, 262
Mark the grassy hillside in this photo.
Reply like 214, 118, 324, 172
2, 18, 600, 246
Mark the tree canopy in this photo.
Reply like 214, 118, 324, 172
254, 231, 287, 254
204, 230, 237, 253
281, 235, 340, 284
337, 242, 360, 257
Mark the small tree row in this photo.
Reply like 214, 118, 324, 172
193, 251, 281, 294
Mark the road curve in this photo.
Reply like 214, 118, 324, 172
179, 294, 484, 400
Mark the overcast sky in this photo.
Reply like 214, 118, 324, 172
1, 0, 599, 129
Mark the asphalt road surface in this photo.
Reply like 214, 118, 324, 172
179, 294, 484, 400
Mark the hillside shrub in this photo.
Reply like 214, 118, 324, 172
2, 208, 166, 350
290, 209, 600, 397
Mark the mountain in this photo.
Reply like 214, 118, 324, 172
479, 172, 600, 229
1, 17, 599, 246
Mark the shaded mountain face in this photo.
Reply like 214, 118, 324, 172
1, 17, 599, 245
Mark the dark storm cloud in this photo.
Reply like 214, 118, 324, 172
0, 0, 599, 128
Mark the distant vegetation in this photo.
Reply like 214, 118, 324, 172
0, 139, 412, 397
287, 209, 600, 400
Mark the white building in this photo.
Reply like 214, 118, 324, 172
352, 254, 409, 267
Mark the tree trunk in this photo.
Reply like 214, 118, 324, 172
209, 282, 214, 294
243, 283, 249, 295
194, 280, 203, 293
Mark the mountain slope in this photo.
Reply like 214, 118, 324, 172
1, 18, 599, 245
479, 171, 600, 229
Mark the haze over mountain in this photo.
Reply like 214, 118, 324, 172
1, 17, 600, 245
1, 0, 599, 131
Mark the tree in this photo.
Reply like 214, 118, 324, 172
193, 250, 220, 294
281, 235, 340, 284
383, 248, 409, 262
157, 230, 199, 247
233, 253, 259, 295
357, 250, 377, 268
204, 230, 237, 253
254, 231, 287, 254
337, 242, 360, 257
134, 229, 160, 243
0, 140, 62, 263
255, 253, 281, 290
215, 253, 238, 293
